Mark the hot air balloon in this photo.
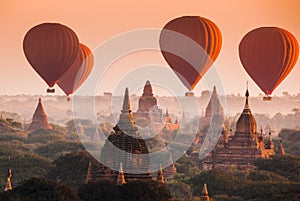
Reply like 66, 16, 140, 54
23, 23, 80, 93
239, 27, 299, 101
57, 43, 94, 101
159, 16, 222, 96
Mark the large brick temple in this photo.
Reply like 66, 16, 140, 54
86, 88, 152, 183
200, 88, 284, 170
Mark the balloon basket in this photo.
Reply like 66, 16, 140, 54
47, 88, 55, 93
263, 96, 272, 101
185, 91, 194, 97
67, 97, 71, 102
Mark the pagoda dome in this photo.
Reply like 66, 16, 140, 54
236, 89, 257, 133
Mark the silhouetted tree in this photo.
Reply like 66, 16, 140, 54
0, 177, 80, 201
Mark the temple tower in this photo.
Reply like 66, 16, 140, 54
201, 88, 275, 171
134, 80, 163, 127
204, 86, 224, 119
199, 86, 224, 132
27, 98, 52, 132
100, 88, 151, 181
137, 80, 157, 113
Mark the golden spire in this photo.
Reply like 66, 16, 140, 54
4, 156, 12, 192
200, 183, 210, 201
157, 164, 165, 184
116, 162, 126, 185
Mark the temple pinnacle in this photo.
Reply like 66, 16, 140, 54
122, 88, 131, 112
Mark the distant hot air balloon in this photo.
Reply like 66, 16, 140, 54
239, 27, 299, 100
23, 23, 80, 93
159, 16, 222, 96
57, 43, 94, 100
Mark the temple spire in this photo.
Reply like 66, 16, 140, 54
85, 161, 93, 184
163, 154, 177, 180
117, 88, 138, 135
212, 85, 217, 97
157, 164, 165, 184
4, 156, 12, 192
122, 88, 131, 113
245, 82, 250, 110
203, 85, 224, 118
260, 128, 264, 140
265, 132, 274, 149
277, 140, 285, 156
200, 183, 210, 201
143, 80, 153, 96
166, 109, 169, 117
116, 162, 126, 185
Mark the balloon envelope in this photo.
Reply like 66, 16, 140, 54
239, 27, 299, 95
23, 23, 80, 87
57, 44, 94, 96
159, 16, 222, 90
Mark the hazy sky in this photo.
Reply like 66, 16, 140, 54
1, 0, 300, 96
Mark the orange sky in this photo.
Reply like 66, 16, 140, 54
1, 0, 300, 96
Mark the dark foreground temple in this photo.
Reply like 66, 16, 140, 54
86, 88, 152, 183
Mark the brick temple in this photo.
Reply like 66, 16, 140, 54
200, 89, 283, 170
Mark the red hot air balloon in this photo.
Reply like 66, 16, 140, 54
239, 27, 299, 100
23, 23, 80, 93
57, 43, 94, 100
159, 16, 222, 96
